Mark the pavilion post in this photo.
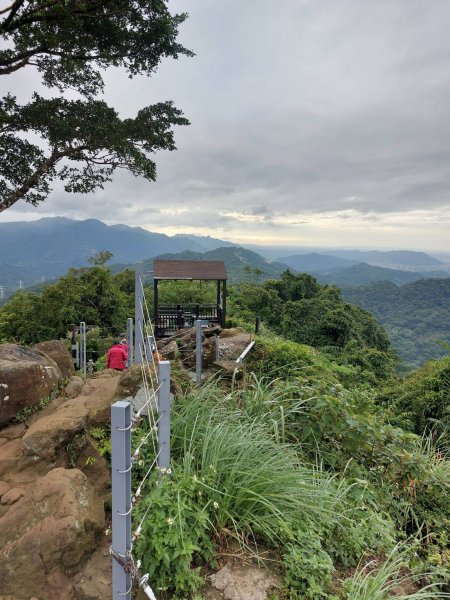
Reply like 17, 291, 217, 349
222, 280, 227, 327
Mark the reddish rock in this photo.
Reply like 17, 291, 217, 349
0, 487, 25, 505
33, 340, 75, 380
64, 375, 84, 399
0, 480, 10, 498
0, 423, 26, 440
0, 468, 104, 599
0, 344, 62, 428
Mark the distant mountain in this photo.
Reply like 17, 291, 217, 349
0, 217, 237, 297
278, 252, 357, 273
148, 246, 289, 284
245, 244, 446, 271
323, 249, 444, 269
172, 234, 237, 251
342, 278, 450, 369
316, 263, 449, 287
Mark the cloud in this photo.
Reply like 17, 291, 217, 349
1, 0, 450, 250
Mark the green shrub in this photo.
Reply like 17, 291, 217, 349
134, 471, 215, 598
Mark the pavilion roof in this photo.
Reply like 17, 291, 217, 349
153, 259, 228, 281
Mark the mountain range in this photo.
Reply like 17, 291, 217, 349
0, 217, 448, 298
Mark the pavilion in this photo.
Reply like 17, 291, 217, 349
153, 259, 228, 337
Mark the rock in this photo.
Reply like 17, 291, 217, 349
72, 544, 111, 600
33, 341, 75, 380
0, 468, 104, 600
202, 336, 218, 368
204, 325, 222, 338
0, 423, 25, 440
219, 328, 247, 338
64, 376, 84, 399
22, 401, 86, 461
160, 339, 179, 360
0, 439, 22, 478
209, 563, 281, 600
213, 361, 244, 379
19, 372, 120, 464
0, 487, 25, 505
114, 364, 156, 400
0, 481, 10, 497
0, 344, 62, 428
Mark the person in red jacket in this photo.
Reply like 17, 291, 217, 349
106, 341, 128, 371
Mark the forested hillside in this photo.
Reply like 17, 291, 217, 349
343, 278, 450, 370
0, 263, 449, 598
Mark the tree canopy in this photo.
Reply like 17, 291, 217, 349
0, 0, 193, 212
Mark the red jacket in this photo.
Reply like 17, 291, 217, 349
106, 344, 127, 370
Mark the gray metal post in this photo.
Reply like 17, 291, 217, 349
215, 335, 220, 362
126, 318, 133, 367
135, 263, 145, 364
80, 321, 86, 376
111, 401, 132, 600
195, 319, 202, 386
157, 361, 171, 470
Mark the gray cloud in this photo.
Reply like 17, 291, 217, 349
1, 0, 450, 249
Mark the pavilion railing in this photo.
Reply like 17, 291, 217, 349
156, 303, 222, 336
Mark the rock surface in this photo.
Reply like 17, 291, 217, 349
0, 344, 62, 428
64, 376, 85, 399
207, 563, 281, 600
33, 340, 75, 380
0, 468, 104, 600
0, 371, 121, 599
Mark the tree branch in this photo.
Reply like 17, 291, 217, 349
0, 145, 87, 213
0, 0, 25, 29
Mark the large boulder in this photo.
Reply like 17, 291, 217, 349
0, 468, 104, 600
33, 340, 75, 380
0, 344, 62, 428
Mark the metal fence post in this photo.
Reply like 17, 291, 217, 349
126, 317, 134, 367
135, 263, 145, 365
195, 319, 202, 386
215, 334, 220, 362
157, 361, 171, 470
79, 321, 86, 376
111, 401, 132, 600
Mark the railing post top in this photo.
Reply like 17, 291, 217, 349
112, 400, 131, 410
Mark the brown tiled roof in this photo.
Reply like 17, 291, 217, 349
153, 260, 228, 280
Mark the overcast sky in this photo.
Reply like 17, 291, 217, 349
1, 0, 450, 251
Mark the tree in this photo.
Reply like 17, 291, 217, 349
0, 1, 193, 213
88, 250, 113, 267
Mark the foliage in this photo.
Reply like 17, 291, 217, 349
0, 265, 134, 344
0, 0, 192, 212
229, 271, 396, 383
134, 471, 215, 598
378, 355, 450, 444
14, 393, 52, 423
343, 279, 450, 370
66, 433, 87, 467
343, 541, 449, 599
89, 426, 112, 461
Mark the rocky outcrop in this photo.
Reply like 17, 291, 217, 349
0, 344, 62, 428
0, 468, 104, 600
0, 371, 121, 600
33, 340, 75, 380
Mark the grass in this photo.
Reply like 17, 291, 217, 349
170, 383, 346, 548
343, 542, 450, 600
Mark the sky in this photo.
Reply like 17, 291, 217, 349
1, 0, 450, 251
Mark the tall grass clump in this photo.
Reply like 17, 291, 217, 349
170, 385, 346, 545
343, 542, 450, 600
